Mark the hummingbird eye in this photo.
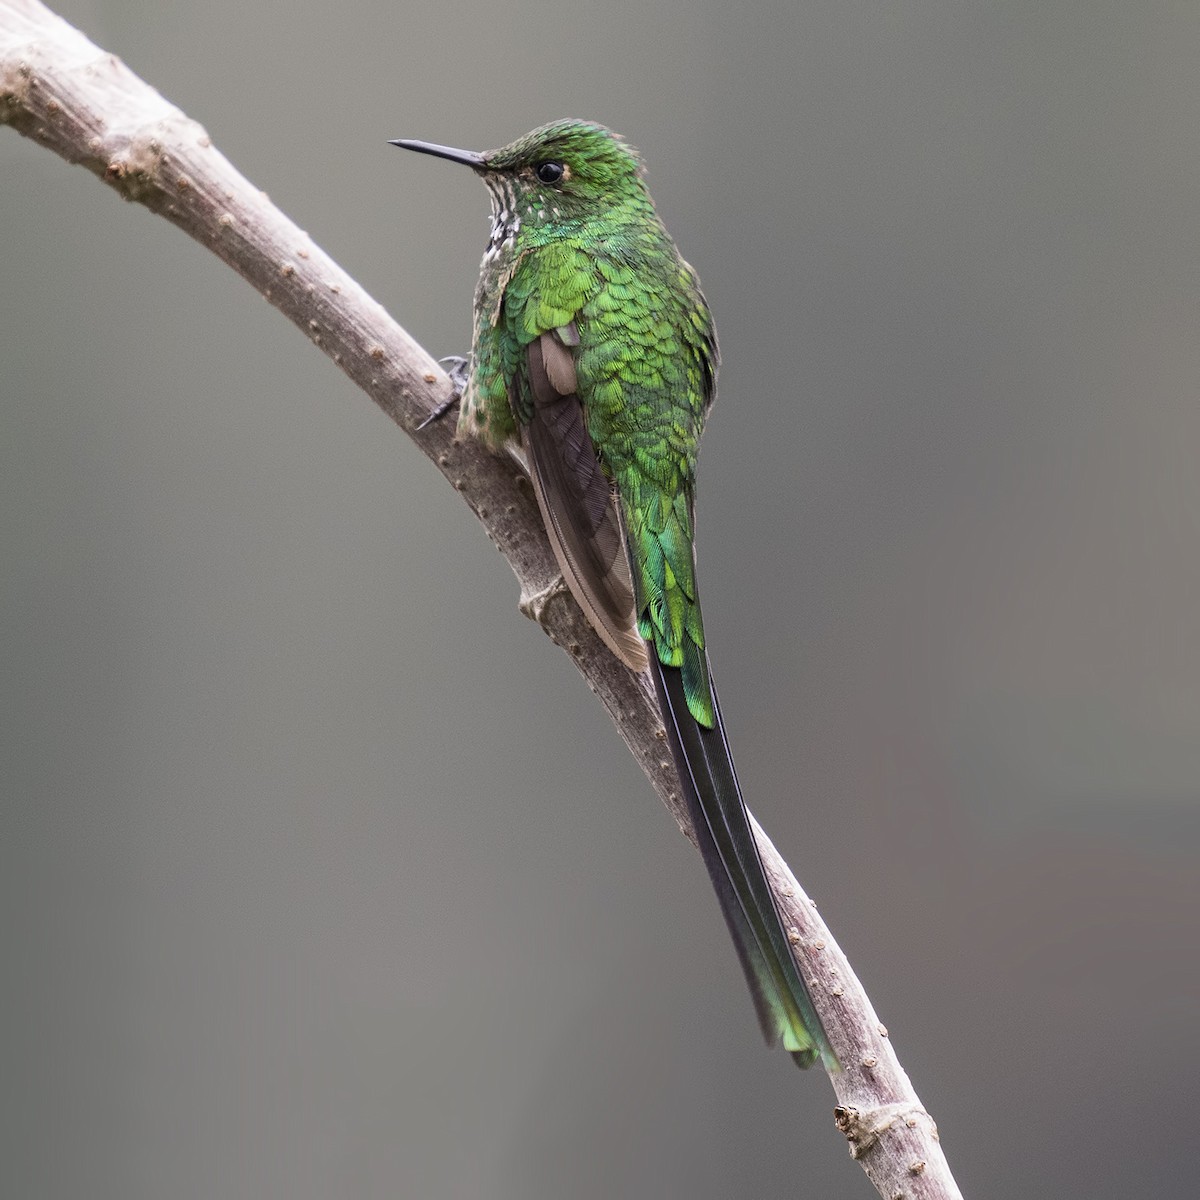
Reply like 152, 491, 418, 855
535, 161, 565, 184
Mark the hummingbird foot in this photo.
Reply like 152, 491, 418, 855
415, 355, 469, 430
439, 354, 471, 391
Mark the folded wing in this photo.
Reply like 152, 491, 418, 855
521, 325, 649, 672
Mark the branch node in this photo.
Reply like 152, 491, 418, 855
518, 575, 569, 625
834, 1103, 932, 1160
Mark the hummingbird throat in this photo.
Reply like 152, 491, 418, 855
482, 175, 568, 262
484, 176, 523, 262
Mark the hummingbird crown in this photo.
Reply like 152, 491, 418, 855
484, 120, 644, 190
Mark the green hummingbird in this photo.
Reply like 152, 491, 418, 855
391, 120, 835, 1070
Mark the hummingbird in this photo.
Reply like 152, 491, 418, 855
391, 121, 835, 1070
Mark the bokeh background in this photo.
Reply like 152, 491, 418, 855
4, 2, 1199, 1196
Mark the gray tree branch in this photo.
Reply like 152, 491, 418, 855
0, 2, 963, 1196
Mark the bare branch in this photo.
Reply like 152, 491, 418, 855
1, 3, 963, 1196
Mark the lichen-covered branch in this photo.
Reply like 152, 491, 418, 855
0, 3, 962, 1196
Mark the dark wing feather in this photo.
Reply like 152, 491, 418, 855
521, 328, 649, 672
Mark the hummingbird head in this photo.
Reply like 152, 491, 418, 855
391, 120, 653, 238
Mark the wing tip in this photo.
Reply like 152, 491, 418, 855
787, 1035, 840, 1072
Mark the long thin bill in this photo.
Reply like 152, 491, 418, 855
388, 139, 486, 168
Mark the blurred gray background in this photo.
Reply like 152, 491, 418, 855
4, 2, 1198, 1197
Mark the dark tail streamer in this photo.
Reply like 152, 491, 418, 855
649, 655, 837, 1070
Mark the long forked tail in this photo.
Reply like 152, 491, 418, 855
649, 656, 838, 1071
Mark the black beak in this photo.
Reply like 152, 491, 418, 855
389, 139, 486, 169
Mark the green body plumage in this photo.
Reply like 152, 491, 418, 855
393, 121, 835, 1070
464, 122, 715, 723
